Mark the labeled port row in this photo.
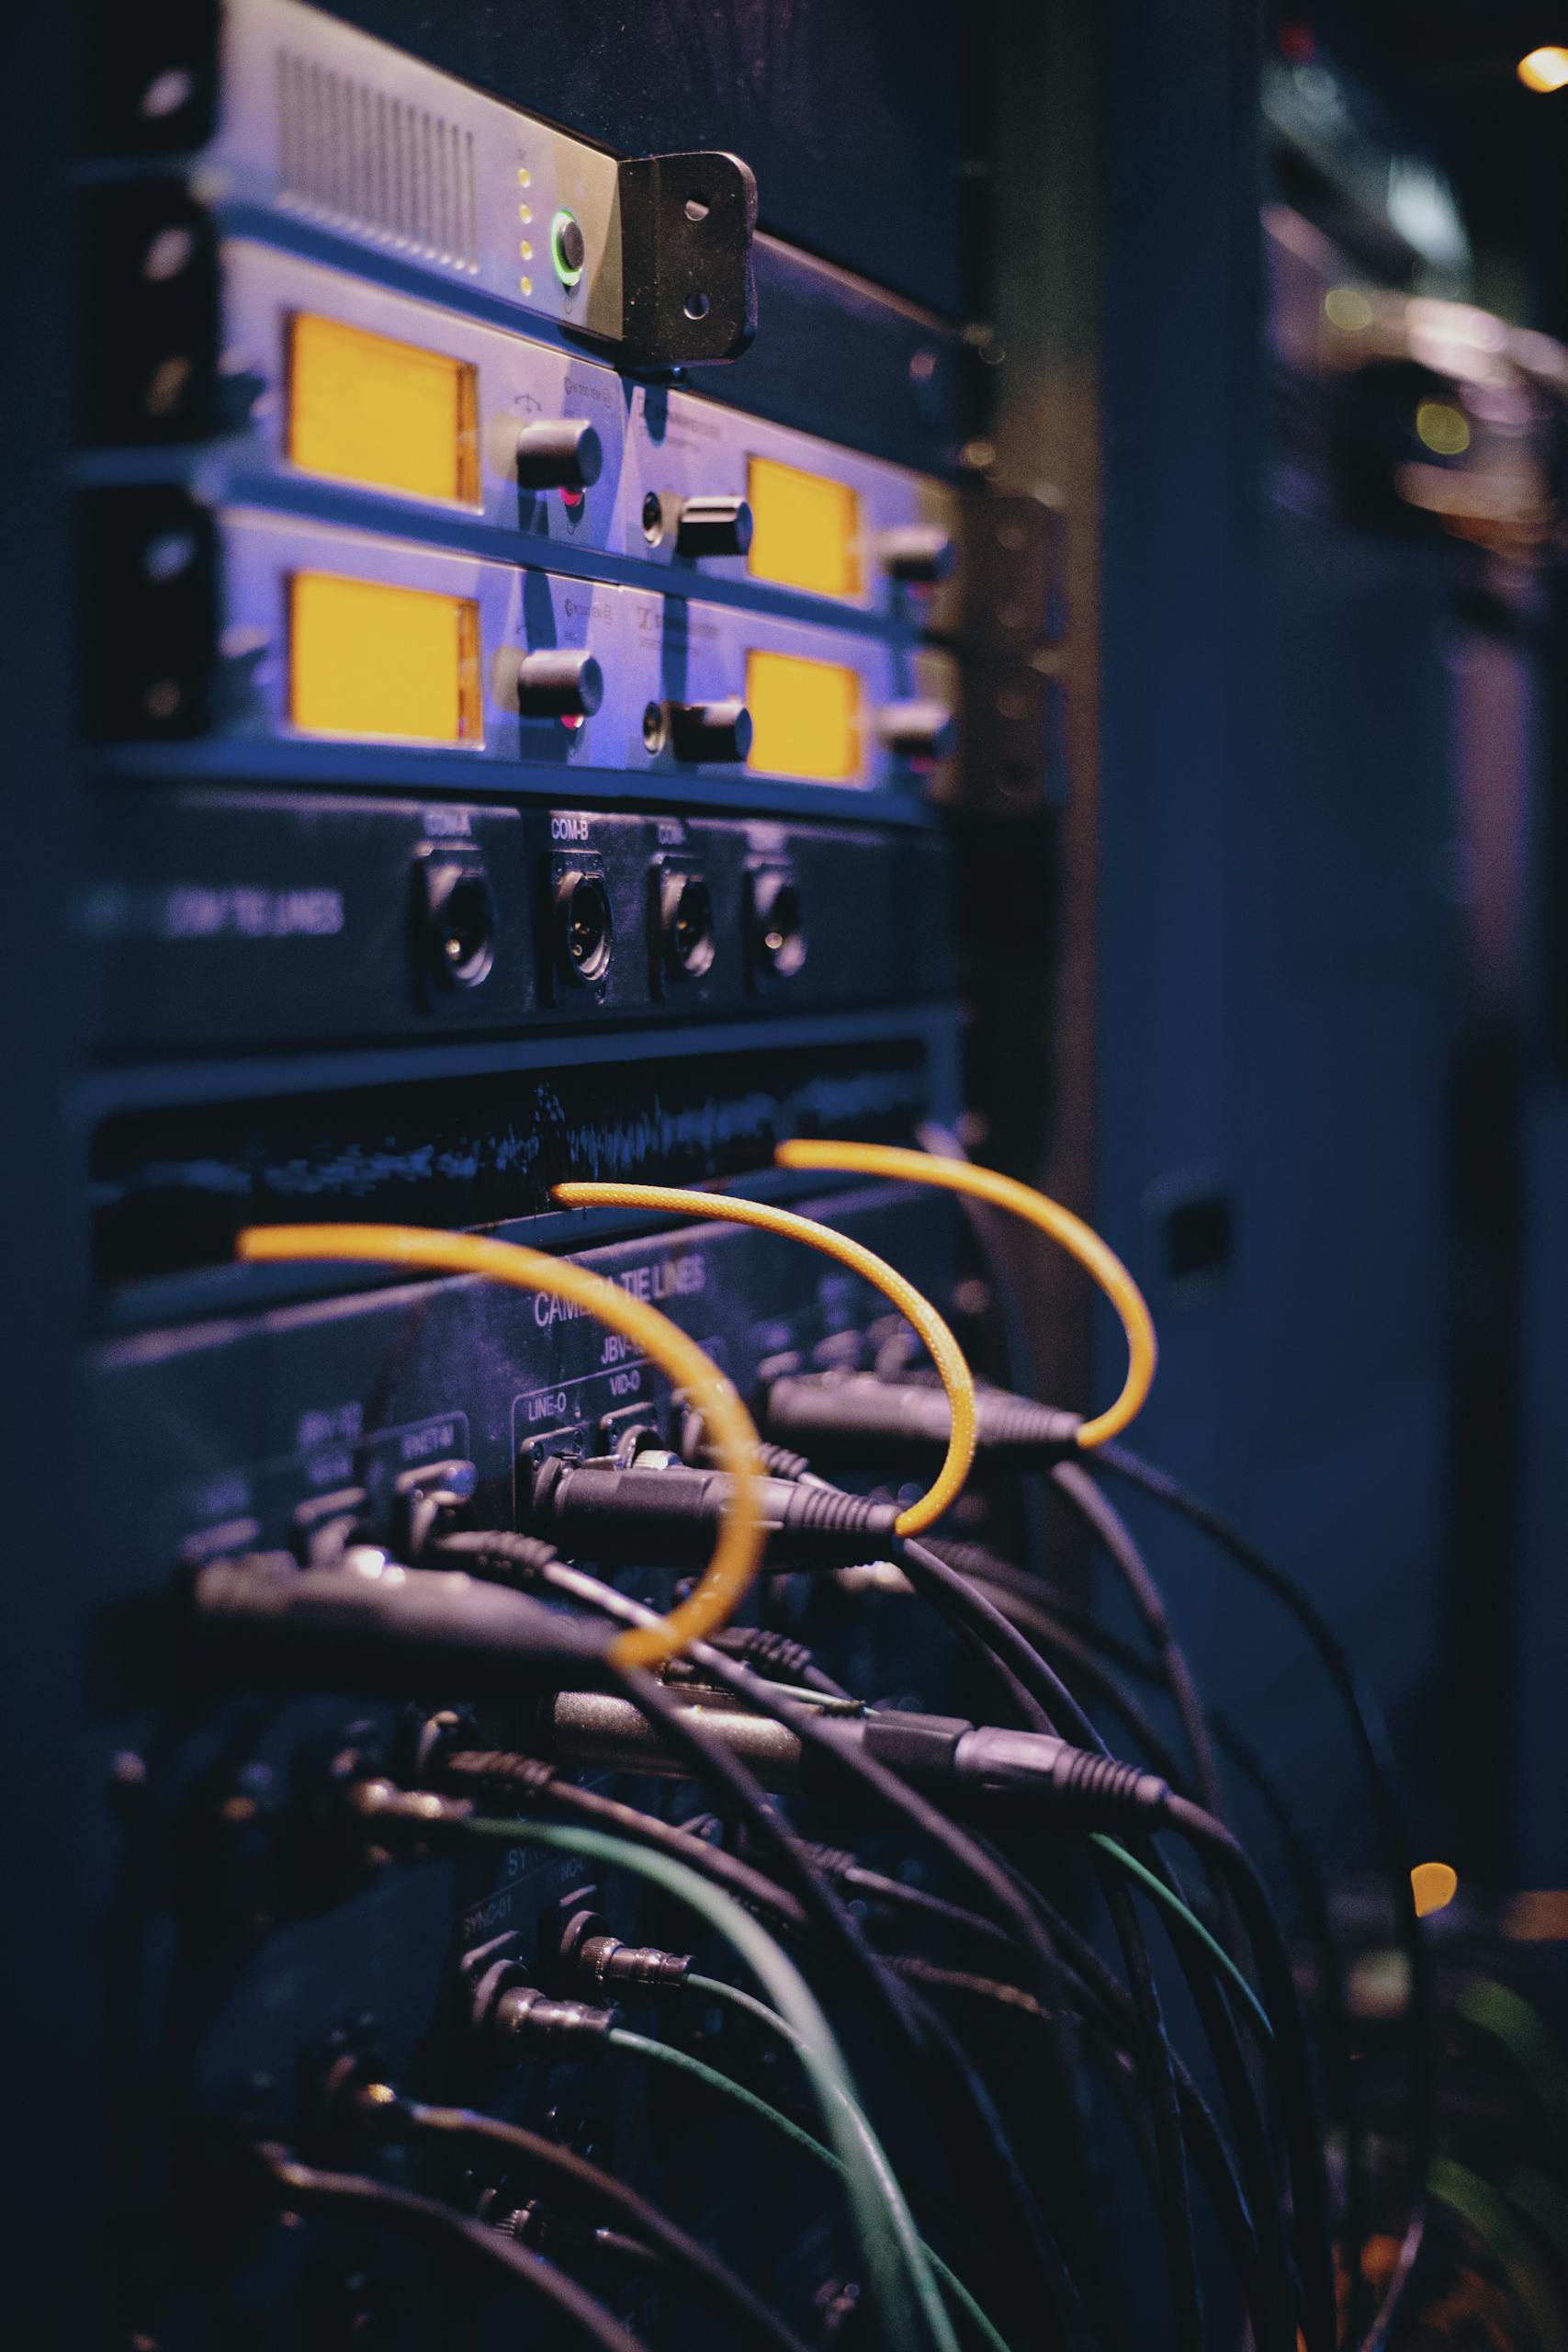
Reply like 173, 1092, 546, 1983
80, 794, 955, 1058
86, 492, 959, 800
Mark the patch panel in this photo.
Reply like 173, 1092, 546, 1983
77, 795, 954, 1055
94, 1181, 960, 1583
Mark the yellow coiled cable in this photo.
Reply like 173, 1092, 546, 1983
550, 1182, 976, 1535
235, 1221, 764, 1671
773, 1141, 1157, 1448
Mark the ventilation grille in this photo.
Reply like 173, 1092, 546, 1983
276, 51, 479, 273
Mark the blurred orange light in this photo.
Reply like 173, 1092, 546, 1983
1411, 1861, 1459, 1918
1503, 1889, 1568, 1940
1517, 46, 1568, 92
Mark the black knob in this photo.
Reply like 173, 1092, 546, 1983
514, 418, 604, 492
876, 699, 956, 761
667, 698, 752, 763
879, 525, 956, 585
513, 649, 604, 719
674, 495, 753, 558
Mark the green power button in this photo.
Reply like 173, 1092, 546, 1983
551, 209, 586, 288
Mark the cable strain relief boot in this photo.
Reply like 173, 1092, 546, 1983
442, 1748, 558, 1803
791, 1838, 862, 1880
780, 1482, 901, 1558
972, 1391, 1084, 1456
707, 1625, 817, 1680
430, 1528, 562, 1583
1052, 1747, 1169, 1818
682, 1402, 815, 1486
954, 1726, 1168, 1818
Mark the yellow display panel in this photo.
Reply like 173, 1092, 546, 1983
288, 313, 479, 504
745, 650, 862, 784
746, 455, 862, 598
289, 573, 482, 744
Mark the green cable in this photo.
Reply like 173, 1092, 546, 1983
462, 1814, 919, 2348
685, 1971, 959, 2352
1456, 1980, 1568, 2162
611, 2024, 1013, 2352
1430, 2157, 1566, 2352
1089, 1833, 1274, 2042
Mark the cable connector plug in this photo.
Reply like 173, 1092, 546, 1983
560, 1906, 693, 1989
427, 1528, 562, 1582
525, 1454, 899, 1570
764, 1369, 1081, 1463
953, 1726, 1168, 1818
441, 1748, 558, 1804
188, 1554, 606, 1693
349, 1776, 475, 1837
680, 1408, 813, 1485
467, 1931, 620, 2053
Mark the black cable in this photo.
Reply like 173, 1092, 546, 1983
1095, 1855, 1205, 2352
1091, 1442, 1431, 2349
950, 1771, 1295, 2352
648, 1639, 1122, 2346
964, 1557, 1363, 2347
1048, 1461, 1227, 1826
894, 1973, 1090, 2349
897, 1534, 1097, 1744
809, 1843, 1267, 2316
941, 1520, 1371, 2343
766, 1486, 1225, 2342
396, 2098, 814, 2352
794, 1846, 1019, 1959
434, 1540, 1091, 2337
961, 1577, 1192, 1790
613, 1659, 927, 2053
1159, 1794, 1337, 2352
953, 1812, 1293, 2352
703, 1623, 853, 1701
436, 1756, 1072, 2344
887, 1956, 1262, 2317
248, 2144, 643, 2352
894, 1535, 1230, 2349
429, 1532, 923, 2053
441, 1748, 810, 1940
